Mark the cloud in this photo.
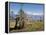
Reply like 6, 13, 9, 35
32, 13, 43, 15
25, 11, 43, 16
25, 11, 32, 15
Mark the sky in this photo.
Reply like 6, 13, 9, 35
9, 2, 44, 16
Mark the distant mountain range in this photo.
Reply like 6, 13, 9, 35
10, 14, 44, 20
27, 15, 44, 20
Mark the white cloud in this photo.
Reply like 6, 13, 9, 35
25, 11, 32, 15
25, 11, 43, 16
32, 13, 43, 15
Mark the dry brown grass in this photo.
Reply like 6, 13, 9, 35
9, 20, 44, 32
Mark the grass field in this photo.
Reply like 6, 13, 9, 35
9, 20, 44, 32
25, 21, 44, 31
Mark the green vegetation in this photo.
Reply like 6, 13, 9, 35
9, 19, 44, 32
25, 21, 44, 31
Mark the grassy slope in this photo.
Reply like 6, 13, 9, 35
9, 20, 44, 32
26, 21, 44, 31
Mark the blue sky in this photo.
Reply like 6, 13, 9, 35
9, 3, 44, 16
